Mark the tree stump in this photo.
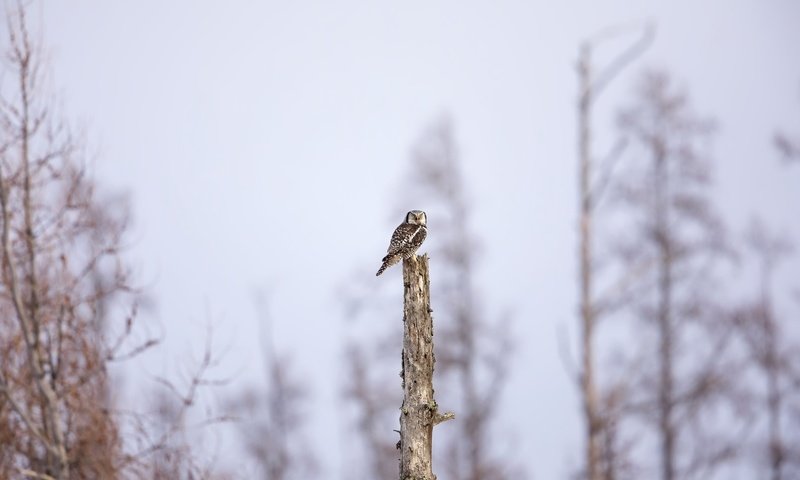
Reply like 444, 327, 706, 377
399, 254, 453, 480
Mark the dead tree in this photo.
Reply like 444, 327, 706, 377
611, 69, 739, 480
399, 254, 453, 480
120, 328, 229, 480
226, 295, 317, 480
731, 219, 800, 480
343, 341, 400, 480
226, 355, 316, 480
340, 276, 405, 479
575, 24, 652, 480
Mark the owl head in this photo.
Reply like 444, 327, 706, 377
405, 210, 427, 226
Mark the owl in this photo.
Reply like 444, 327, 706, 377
375, 210, 428, 276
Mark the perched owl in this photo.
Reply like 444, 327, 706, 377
375, 210, 428, 276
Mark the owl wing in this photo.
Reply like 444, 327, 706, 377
386, 222, 422, 255
409, 225, 427, 252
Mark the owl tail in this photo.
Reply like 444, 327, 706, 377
375, 254, 400, 276
375, 263, 389, 276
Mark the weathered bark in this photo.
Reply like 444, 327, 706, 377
399, 254, 453, 480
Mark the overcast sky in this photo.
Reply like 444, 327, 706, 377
25, 1, 800, 478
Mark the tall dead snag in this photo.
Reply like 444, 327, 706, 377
577, 42, 600, 480
399, 254, 453, 480
576, 25, 651, 480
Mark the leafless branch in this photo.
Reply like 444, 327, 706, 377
18, 468, 56, 480
583, 23, 655, 101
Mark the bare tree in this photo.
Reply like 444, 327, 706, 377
0, 5, 225, 479
226, 296, 318, 480
592, 383, 641, 480
575, 24, 652, 480
609, 70, 739, 480
340, 271, 405, 479
731, 219, 800, 480
125, 329, 231, 480
0, 6, 136, 478
226, 356, 317, 480
342, 340, 400, 480
146, 389, 204, 480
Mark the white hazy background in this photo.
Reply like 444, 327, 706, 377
30, 1, 800, 478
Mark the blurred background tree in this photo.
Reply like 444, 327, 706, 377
225, 294, 318, 480
608, 70, 742, 480
0, 5, 225, 479
730, 220, 800, 480
0, 7, 133, 478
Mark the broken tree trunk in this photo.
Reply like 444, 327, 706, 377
399, 254, 453, 480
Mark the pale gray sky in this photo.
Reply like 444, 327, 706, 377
29, 1, 800, 478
